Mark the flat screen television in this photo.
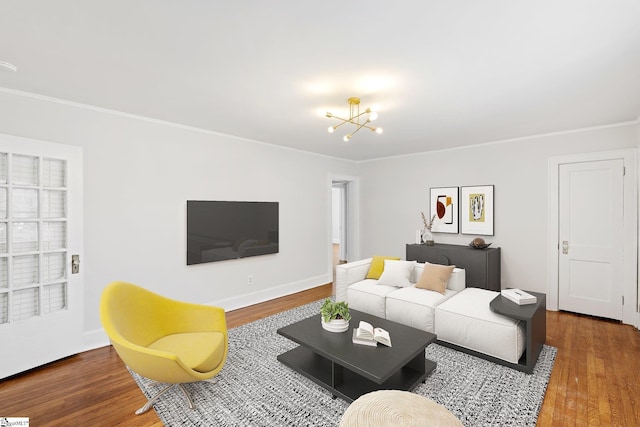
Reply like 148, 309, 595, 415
187, 200, 279, 265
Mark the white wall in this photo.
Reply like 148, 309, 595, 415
357, 123, 638, 295
0, 90, 356, 348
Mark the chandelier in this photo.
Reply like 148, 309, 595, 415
326, 97, 383, 142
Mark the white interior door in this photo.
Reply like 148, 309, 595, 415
0, 134, 83, 379
558, 159, 624, 320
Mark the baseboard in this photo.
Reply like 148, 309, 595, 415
82, 328, 110, 353
209, 274, 330, 312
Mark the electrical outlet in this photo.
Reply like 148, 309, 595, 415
248, 275, 254, 285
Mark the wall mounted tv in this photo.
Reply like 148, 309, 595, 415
187, 200, 279, 265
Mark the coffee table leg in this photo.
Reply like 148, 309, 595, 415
406, 352, 427, 375
332, 362, 344, 388
331, 362, 343, 399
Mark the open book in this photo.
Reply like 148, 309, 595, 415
352, 321, 392, 347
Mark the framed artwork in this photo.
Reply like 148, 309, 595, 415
429, 187, 459, 233
461, 185, 494, 235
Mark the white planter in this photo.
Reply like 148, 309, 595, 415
321, 318, 349, 333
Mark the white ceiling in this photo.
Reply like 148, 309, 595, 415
1, 1, 639, 161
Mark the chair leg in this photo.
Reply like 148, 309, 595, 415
135, 379, 217, 414
135, 383, 175, 415
178, 384, 196, 409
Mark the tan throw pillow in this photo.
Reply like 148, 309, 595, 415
366, 256, 401, 279
416, 264, 456, 294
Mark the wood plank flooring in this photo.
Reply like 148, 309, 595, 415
1, 283, 638, 426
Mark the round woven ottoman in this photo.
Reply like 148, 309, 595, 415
339, 390, 463, 427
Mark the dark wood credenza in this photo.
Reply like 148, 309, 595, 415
406, 243, 501, 291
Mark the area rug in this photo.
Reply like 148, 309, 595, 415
129, 299, 556, 426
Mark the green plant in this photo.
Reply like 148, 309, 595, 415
320, 298, 351, 322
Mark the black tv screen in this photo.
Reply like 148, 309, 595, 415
187, 201, 279, 265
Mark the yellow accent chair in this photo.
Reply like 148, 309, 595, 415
100, 281, 228, 415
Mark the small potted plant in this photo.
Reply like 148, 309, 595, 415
320, 298, 352, 333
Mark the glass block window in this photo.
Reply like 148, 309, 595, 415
0, 293, 7, 324
42, 222, 66, 250
42, 190, 66, 218
12, 287, 39, 321
12, 222, 39, 252
12, 155, 38, 186
0, 223, 6, 253
43, 253, 66, 282
42, 158, 66, 188
43, 283, 67, 314
12, 188, 39, 219
0, 153, 7, 184
0, 187, 6, 219
0, 152, 69, 324
0, 258, 7, 288
13, 255, 39, 287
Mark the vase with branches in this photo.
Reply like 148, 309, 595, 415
420, 211, 436, 245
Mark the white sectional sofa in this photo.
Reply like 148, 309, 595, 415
335, 258, 465, 333
335, 257, 526, 365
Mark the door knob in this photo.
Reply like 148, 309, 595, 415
72, 254, 80, 274
562, 241, 568, 254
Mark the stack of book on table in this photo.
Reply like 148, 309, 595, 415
352, 321, 392, 347
501, 288, 537, 305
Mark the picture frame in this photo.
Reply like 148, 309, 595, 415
461, 185, 494, 235
429, 187, 459, 233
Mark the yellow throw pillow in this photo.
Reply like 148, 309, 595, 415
366, 255, 401, 279
416, 264, 456, 294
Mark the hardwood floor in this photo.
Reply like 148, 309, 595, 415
1, 283, 638, 426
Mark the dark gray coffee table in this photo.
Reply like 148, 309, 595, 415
277, 309, 436, 402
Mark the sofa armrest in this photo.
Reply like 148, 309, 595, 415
335, 258, 372, 302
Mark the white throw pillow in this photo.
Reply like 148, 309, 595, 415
377, 260, 417, 288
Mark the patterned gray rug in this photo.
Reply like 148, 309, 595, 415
129, 299, 556, 426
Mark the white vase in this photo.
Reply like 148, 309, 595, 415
321, 318, 349, 333
421, 229, 434, 246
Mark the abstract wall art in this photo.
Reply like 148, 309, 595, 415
429, 187, 459, 233
461, 185, 494, 235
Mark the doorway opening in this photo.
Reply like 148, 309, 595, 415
332, 181, 348, 267
331, 178, 358, 292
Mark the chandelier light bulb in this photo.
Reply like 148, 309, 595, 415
375, 127, 384, 134
369, 112, 378, 121
328, 126, 335, 133
343, 135, 351, 142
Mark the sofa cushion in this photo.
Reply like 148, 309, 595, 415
385, 286, 459, 333
377, 260, 416, 288
365, 256, 401, 279
412, 263, 466, 292
435, 288, 525, 364
346, 279, 398, 318
416, 264, 456, 294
